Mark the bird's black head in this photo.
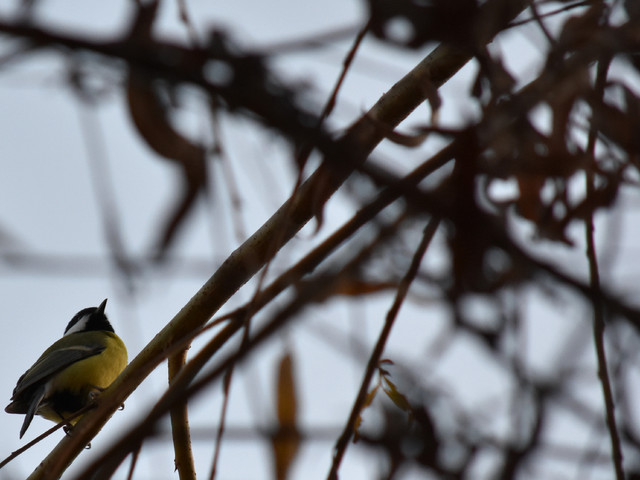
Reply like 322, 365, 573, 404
64, 299, 114, 335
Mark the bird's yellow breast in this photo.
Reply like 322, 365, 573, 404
40, 332, 127, 422
50, 332, 127, 391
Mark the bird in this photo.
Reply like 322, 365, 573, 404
5, 299, 128, 438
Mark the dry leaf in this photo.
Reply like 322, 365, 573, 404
271, 351, 301, 480
381, 376, 412, 413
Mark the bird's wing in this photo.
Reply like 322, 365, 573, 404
11, 344, 106, 399
19, 384, 45, 438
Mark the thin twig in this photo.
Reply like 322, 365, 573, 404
509, 1, 591, 28
125, 446, 140, 480
209, 312, 257, 480
208, 368, 233, 480
258, 24, 362, 55
321, 18, 370, 121
527, 0, 556, 45
0, 404, 92, 469
295, 18, 370, 170
327, 217, 440, 480
584, 55, 624, 480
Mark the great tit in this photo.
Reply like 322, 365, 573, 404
5, 299, 128, 438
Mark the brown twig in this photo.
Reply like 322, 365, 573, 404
125, 446, 141, 480
208, 368, 232, 480
208, 315, 254, 480
509, 1, 591, 28
527, 0, 556, 45
327, 217, 440, 480
321, 18, 370, 122
584, 55, 624, 480
0, 403, 93, 470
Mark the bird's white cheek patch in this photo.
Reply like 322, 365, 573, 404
64, 315, 91, 336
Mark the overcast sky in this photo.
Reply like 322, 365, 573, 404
0, 1, 637, 479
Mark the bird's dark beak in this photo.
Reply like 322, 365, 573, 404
98, 298, 108, 314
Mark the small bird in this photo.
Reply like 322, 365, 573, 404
5, 299, 128, 438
